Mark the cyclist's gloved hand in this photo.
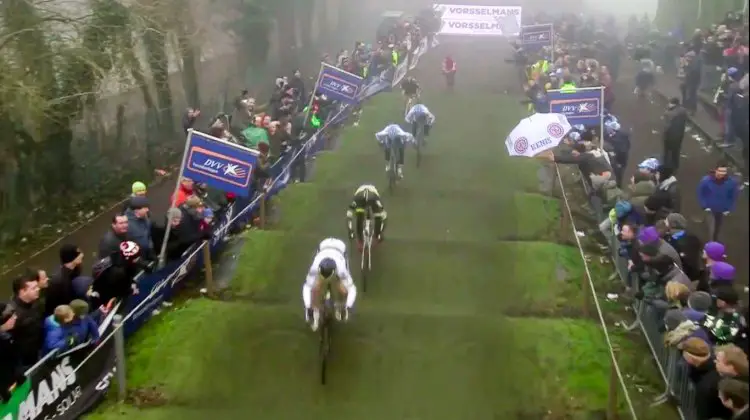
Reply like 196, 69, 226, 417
342, 307, 350, 322
348, 230, 355, 240
305, 308, 313, 323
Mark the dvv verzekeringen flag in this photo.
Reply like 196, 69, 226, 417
520, 23, 553, 51
316, 63, 364, 105
182, 130, 259, 197
546, 87, 604, 127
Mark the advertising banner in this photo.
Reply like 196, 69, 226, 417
0, 333, 116, 419
182, 131, 259, 197
520, 23, 553, 51
546, 87, 604, 127
432, 4, 522, 36
316, 64, 364, 105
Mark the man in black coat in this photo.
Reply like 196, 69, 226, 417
9, 275, 43, 368
44, 244, 85, 316
662, 97, 688, 172
664, 213, 703, 281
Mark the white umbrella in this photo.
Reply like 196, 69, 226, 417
505, 113, 572, 157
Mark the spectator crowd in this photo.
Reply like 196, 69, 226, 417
518, 13, 748, 420
1, 12, 433, 405
636, 11, 749, 183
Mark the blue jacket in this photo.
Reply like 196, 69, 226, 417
697, 173, 739, 213
69, 316, 100, 345
43, 316, 76, 355
125, 209, 153, 252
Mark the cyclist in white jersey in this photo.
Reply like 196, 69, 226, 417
302, 238, 357, 331
405, 103, 436, 141
375, 124, 415, 178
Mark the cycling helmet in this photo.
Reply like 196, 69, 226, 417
119, 241, 141, 262
318, 258, 337, 279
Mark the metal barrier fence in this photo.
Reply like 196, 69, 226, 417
577, 168, 700, 420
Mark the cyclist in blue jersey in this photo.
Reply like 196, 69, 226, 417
375, 124, 415, 178
404, 103, 435, 141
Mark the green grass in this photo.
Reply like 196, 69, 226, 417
87, 53, 671, 420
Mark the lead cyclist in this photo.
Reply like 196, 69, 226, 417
302, 238, 357, 331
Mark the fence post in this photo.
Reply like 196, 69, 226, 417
607, 353, 619, 419
113, 315, 127, 402
259, 191, 267, 229
202, 241, 214, 295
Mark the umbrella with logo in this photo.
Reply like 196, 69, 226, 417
505, 113, 572, 157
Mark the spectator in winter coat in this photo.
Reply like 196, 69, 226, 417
9, 275, 43, 367
122, 181, 148, 214
644, 165, 680, 224
661, 98, 688, 171
0, 302, 22, 403
125, 196, 153, 258
702, 286, 746, 346
68, 299, 100, 345
695, 344, 748, 420
98, 214, 128, 259
151, 208, 197, 261
697, 241, 727, 292
42, 305, 76, 355
171, 178, 195, 207
697, 162, 739, 241
664, 213, 703, 281
44, 244, 86, 317
718, 378, 749, 420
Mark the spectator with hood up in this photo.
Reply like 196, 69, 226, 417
644, 165, 680, 224
664, 213, 703, 281
697, 161, 739, 241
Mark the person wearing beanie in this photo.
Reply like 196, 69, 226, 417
664, 213, 702, 281
44, 245, 84, 317
122, 181, 148, 213
687, 291, 713, 313
678, 336, 715, 385
702, 285, 745, 349
697, 161, 739, 241
68, 299, 100, 345
709, 261, 736, 290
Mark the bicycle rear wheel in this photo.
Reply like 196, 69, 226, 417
415, 123, 424, 168
319, 306, 332, 385
387, 145, 397, 193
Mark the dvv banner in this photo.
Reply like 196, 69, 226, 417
546, 87, 604, 127
182, 130, 259, 197
316, 63, 364, 105
520, 23, 553, 51
432, 4, 522, 36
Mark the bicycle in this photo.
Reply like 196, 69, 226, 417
414, 117, 425, 168
319, 289, 334, 385
360, 214, 374, 292
387, 138, 399, 193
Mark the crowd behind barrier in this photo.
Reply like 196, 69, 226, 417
639, 11, 748, 173
517, 13, 748, 420
0, 13, 438, 417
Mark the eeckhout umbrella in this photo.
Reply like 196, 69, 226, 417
505, 112, 572, 157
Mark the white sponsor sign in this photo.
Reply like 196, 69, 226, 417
432, 4, 522, 36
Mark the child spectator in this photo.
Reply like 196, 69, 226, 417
69, 299, 100, 345
43, 305, 76, 354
